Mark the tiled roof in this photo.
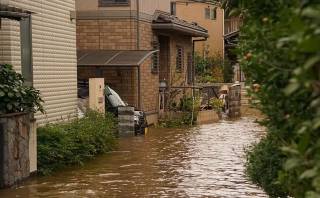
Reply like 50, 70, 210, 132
152, 10, 209, 38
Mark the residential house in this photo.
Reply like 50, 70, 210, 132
0, 0, 78, 125
75, 0, 208, 124
171, 0, 224, 58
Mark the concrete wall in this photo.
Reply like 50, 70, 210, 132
174, 0, 224, 57
0, 0, 78, 125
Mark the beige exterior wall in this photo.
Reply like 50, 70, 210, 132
76, 0, 170, 14
174, 1, 224, 57
0, 0, 78, 125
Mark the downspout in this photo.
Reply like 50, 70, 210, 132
192, 37, 207, 85
136, 0, 142, 109
191, 37, 207, 125
136, 0, 140, 50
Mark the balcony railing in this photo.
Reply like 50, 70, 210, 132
224, 17, 241, 35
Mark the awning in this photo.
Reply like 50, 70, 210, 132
0, 4, 31, 20
152, 11, 209, 38
77, 50, 158, 67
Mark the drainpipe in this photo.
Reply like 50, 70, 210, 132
136, 0, 142, 110
136, 0, 140, 50
191, 37, 207, 125
192, 37, 207, 85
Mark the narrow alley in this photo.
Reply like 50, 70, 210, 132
0, 117, 267, 198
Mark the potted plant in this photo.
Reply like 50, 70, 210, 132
0, 64, 43, 188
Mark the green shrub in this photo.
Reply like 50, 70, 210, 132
159, 96, 201, 128
224, 0, 320, 197
0, 64, 43, 114
37, 111, 117, 175
246, 134, 288, 197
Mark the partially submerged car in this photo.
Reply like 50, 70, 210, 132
104, 86, 147, 135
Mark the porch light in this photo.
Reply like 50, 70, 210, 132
159, 79, 167, 91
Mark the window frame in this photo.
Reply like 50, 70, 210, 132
98, 0, 130, 7
176, 45, 184, 73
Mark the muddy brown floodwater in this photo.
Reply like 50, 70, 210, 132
0, 117, 268, 198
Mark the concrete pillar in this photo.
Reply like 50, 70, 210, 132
89, 78, 105, 113
29, 120, 37, 174
228, 84, 241, 118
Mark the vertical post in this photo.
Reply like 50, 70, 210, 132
136, 0, 140, 50
0, 124, 3, 188
20, 15, 33, 86
137, 66, 141, 110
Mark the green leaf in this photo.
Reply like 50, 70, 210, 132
284, 83, 300, 96
300, 168, 318, 180
304, 56, 320, 70
0, 91, 4, 97
284, 158, 301, 171
6, 104, 12, 110
7, 92, 14, 98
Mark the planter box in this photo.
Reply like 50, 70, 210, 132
0, 113, 31, 188
197, 110, 220, 125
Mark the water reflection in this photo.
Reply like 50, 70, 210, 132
0, 117, 267, 198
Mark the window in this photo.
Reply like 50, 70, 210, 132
187, 53, 193, 84
205, 7, 217, 20
99, 0, 129, 6
205, 8, 210, 19
171, 2, 176, 15
211, 8, 217, 20
151, 38, 159, 73
176, 46, 184, 72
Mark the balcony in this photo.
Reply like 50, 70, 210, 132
224, 17, 241, 36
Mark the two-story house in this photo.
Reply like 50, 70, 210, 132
75, 0, 208, 124
171, 0, 224, 58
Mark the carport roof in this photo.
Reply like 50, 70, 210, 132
77, 50, 158, 67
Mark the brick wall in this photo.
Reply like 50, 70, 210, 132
77, 19, 137, 50
140, 58, 159, 113
169, 34, 193, 87
139, 21, 154, 50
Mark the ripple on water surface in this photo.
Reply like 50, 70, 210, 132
0, 117, 267, 198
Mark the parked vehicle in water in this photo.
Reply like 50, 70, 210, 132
104, 86, 147, 135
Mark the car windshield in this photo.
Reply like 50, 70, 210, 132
105, 86, 126, 107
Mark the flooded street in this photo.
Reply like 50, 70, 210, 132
0, 117, 267, 198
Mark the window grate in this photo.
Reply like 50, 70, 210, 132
176, 46, 184, 72
99, 0, 129, 6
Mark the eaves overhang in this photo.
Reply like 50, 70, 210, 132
0, 4, 32, 20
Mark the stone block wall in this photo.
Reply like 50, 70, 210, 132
0, 113, 30, 188
228, 85, 241, 118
